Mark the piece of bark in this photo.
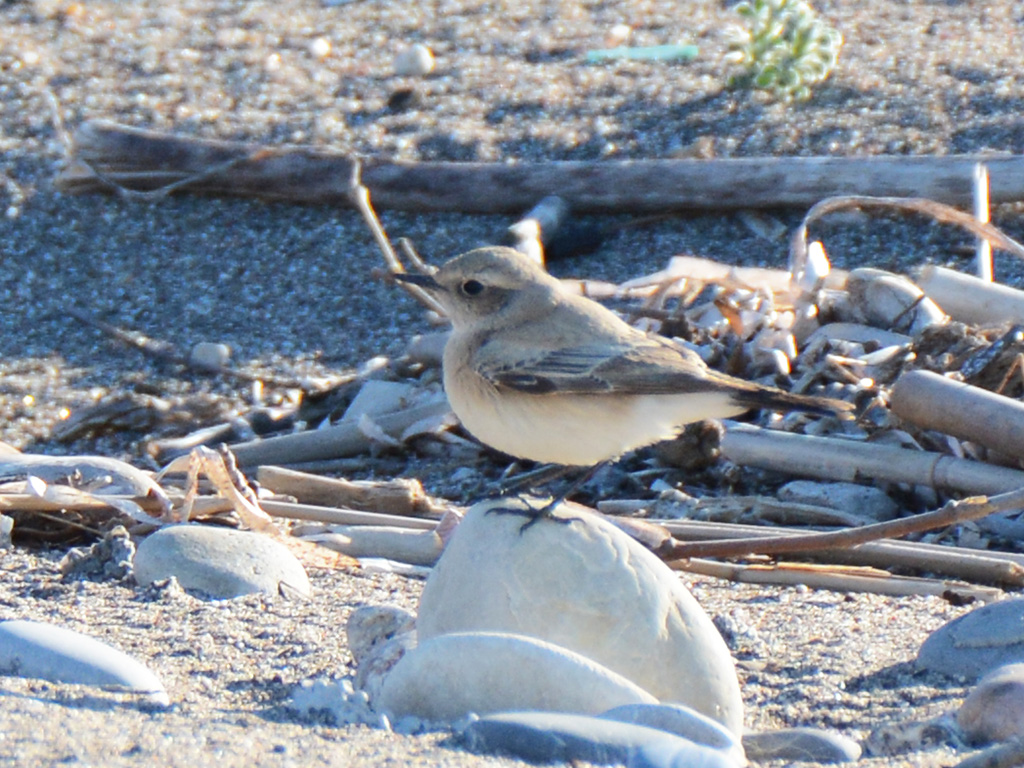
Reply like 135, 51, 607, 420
891, 369, 1024, 460
675, 558, 1002, 602
917, 265, 1024, 326
257, 466, 446, 517
56, 121, 1024, 213
720, 422, 1024, 495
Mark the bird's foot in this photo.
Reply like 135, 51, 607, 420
485, 496, 578, 534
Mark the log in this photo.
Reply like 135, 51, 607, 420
720, 422, 1024, 495
917, 265, 1024, 326
56, 121, 1024, 213
891, 369, 1024, 460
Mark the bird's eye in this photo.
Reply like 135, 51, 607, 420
461, 279, 485, 297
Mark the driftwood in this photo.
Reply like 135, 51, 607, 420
917, 265, 1024, 326
720, 423, 1024, 495
653, 518, 1024, 586
55, 120, 1024, 213
257, 466, 447, 517
663, 486, 1024, 571
891, 369, 1024, 460
675, 559, 1002, 602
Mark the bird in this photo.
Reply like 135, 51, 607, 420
395, 246, 850, 479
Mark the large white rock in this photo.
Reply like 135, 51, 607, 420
417, 498, 743, 734
377, 631, 656, 722
134, 525, 311, 599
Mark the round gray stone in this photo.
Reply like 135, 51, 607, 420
134, 524, 311, 599
916, 598, 1024, 680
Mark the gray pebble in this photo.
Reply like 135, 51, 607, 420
778, 480, 898, 522
917, 598, 1024, 680
134, 525, 312, 599
0, 619, 168, 706
461, 710, 740, 768
742, 727, 862, 763
599, 703, 744, 764
957, 662, 1024, 744
188, 341, 231, 372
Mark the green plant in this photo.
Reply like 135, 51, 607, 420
725, 0, 842, 101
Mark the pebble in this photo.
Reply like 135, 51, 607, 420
417, 498, 744, 733
461, 710, 741, 768
956, 663, 1024, 744
742, 727, 862, 763
134, 524, 312, 599
188, 341, 231, 372
916, 598, 1024, 680
0, 619, 169, 706
778, 480, 898, 522
599, 703, 745, 765
844, 268, 946, 335
393, 43, 434, 77
376, 631, 657, 722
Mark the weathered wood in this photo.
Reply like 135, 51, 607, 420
56, 120, 1024, 213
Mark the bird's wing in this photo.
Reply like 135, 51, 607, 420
476, 336, 729, 396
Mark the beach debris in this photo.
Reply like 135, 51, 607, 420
0, 619, 169, 706
133, 524, 312, 599
415, 497, 743, 733
917, 599, 1024, 681
461, 710, 740, 768
956, 663, 1024, 745
584, 43, 699, 64
59, 524, 135, 580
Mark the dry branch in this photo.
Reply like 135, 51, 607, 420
917, 265, 1024, 326
653, 518, 1024, 586
56, 121, 1024, 213
675, 558, 1002, 601
664, 486, 1024, 565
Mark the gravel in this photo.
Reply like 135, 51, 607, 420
1, 0, 1021, 765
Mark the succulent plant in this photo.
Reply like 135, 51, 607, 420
725, 0, 843, 101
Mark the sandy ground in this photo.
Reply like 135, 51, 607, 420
2, 0, 1024, 765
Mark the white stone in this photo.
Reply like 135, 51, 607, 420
188, 341, 231, 372
377, 631, 656, 722
0, 619, 168, 706
417, 498, 743, 734
394, 44, 434, 77
134, 524, 311, 599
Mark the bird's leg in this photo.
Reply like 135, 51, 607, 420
491, 462, 577, 496
486, 461, 609, 534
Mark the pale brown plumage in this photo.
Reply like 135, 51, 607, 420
397, 246, 850, 466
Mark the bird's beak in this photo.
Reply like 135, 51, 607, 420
393, 272, 443, 292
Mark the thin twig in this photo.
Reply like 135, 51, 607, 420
345, 161, 447, 316
665, 486, 1024, 560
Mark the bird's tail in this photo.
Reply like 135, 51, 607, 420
730, 384, 854, 418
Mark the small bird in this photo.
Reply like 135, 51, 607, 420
395, 246, 851, 469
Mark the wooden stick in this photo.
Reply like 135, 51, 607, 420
974, 163, 993, 280
675, 558, 1002, 601
916, 265, 1024, 326
257, 466, 447, 517
261, 500, 439, 530
650, 518, 1024, 586
719, 423, 1024, 495
664, 486, 1024, 562
56, 121, 1024, 213
227, 398, 451, 467
891, 369, 1024, 460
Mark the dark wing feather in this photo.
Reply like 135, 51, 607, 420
479, 337, 725, 396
